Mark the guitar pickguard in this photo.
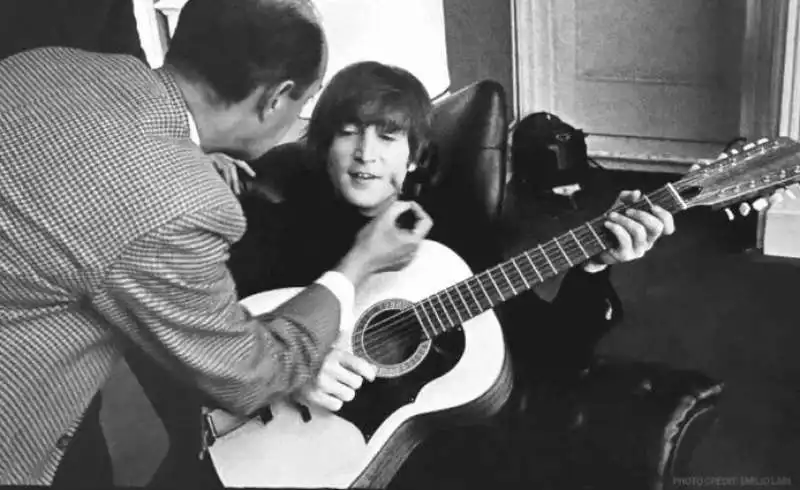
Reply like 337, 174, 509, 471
337, 326, 465, 442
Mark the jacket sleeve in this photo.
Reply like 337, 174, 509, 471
95, 203, 342, 417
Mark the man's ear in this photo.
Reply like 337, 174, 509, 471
256, 81, 296, 122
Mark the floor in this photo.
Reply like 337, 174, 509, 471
100, 171, 800, 489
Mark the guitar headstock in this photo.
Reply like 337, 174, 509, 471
675, 137, 800, 214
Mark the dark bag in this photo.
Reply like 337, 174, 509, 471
511, 112, 590, 193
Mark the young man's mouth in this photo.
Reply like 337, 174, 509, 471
349, 171, 380, 181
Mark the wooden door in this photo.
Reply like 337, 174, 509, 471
513, 0, 787, 172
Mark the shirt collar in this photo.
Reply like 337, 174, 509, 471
186, 110, 200, 146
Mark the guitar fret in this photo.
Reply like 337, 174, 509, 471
487, 270, 503, 298
554, 237, 572, 267
665, 183, 687, 210
454, 285, 470, 316
569, 230, 589, 259
418, 302, 437, 335
412, 305, 435, 338
524, 251, 544, 281
444, 289, 465, 323
466, 280, 482, 310
476, 274, 492, 305
436, 296, 454, 326
643, 194, 654, 210
499, 265, 516, 295
427, 298, 444, 329
539, 244, 557, 274
585, 222, 606, 250
512, 259, 531, 288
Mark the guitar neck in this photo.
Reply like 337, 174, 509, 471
412, 183, 689, 338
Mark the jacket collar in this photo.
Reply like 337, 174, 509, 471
153, 67, 199, 145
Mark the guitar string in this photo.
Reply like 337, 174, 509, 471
358, 233, 601, 362
360, 227, 612, 355
361, 184, 680, 338
355, 186, 683, 360
356, 186, 683, 357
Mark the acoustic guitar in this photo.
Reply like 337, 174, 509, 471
205, 137, 800, 488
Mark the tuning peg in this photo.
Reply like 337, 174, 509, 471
769, 192, 785, 206
752, 198, 769, 212
739, 202, 751, 216
724, 208, 735, 221
757, 137, 770, 145
690, 158, 715, 172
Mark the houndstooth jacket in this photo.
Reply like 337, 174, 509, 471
0, 47, 346, 484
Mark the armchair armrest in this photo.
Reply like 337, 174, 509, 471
515, 356, 724, 490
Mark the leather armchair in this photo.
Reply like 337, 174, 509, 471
416, 80, 510, 271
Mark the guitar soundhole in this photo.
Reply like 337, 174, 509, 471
362, 308, 421, 365
342, 299, 465, 442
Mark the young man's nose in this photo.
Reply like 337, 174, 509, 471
355, 128, 380, 162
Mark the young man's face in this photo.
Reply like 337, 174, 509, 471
327, 123, 412, 216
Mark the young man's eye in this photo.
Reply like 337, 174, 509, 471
339, 125, 359, 135
379, 132, 402, 141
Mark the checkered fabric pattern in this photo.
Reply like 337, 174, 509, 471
0, 47, 340, 485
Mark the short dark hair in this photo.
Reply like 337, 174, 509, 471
164, 0, 325, 104
305, 61, 433, 167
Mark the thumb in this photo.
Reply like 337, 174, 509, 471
617, 189, 641, 205
233, 159, 257, 178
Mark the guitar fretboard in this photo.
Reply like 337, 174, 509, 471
412, 183, 688, 338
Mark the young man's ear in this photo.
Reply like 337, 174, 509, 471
256, 81, 296, 122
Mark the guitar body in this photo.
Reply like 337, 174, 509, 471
209, 240, 513, 488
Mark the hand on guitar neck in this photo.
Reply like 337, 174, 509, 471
583, 190, 676, 273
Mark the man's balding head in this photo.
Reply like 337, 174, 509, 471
165, 0, 327, 105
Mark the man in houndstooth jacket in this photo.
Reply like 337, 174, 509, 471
0, 0, 432, 486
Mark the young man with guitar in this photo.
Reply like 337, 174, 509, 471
219, 61, 675, 488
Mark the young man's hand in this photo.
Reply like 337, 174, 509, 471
297, 349, 377, 412
210, 153, 256, 195
583, 189, 675, 272
336, 200, 433, 287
